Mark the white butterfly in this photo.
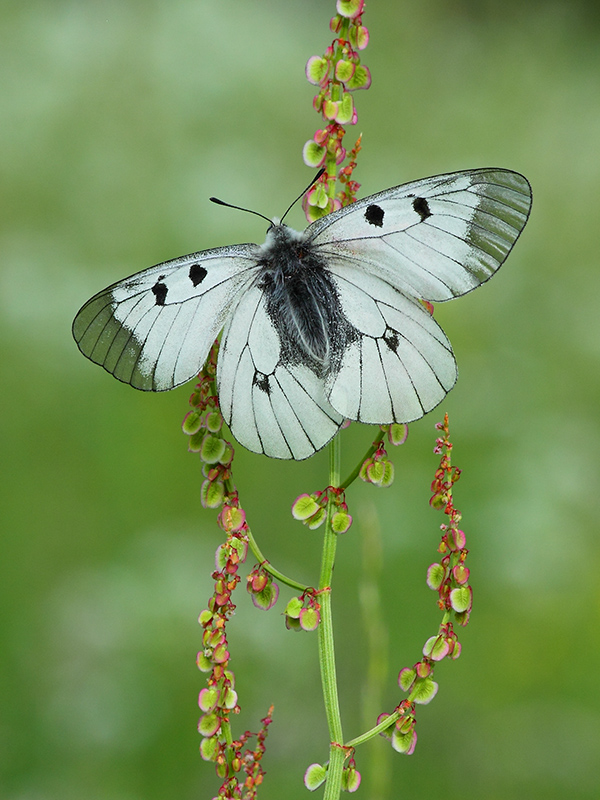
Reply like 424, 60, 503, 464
73, 168, 532, 460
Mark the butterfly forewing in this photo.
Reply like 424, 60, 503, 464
307, 168, 531, 302
73, 246, 258, 391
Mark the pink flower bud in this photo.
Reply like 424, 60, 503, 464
336, 0, 365, 19
299, 606, 320, 631
197, 711, 220, 737
452, 564, 470, 584
305, 56, 329, 85
198, 686, 220, 712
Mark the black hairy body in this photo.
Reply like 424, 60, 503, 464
256, 224, 354, 376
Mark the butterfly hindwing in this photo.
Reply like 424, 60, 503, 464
307, 168, 531, 302
72, 245, 258, 390
217, 283, 344, 459
324, 263, 457, 423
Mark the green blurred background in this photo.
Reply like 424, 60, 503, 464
2, 1, 599, 798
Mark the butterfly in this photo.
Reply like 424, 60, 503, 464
73, 168, 532, 460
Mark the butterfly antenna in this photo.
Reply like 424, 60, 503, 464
210, 167, 326, 225
280, 167, 326, 224
209, 196, 272, 224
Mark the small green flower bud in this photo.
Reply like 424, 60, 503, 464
200, 434, 226, 464
198, 609, 213, 626
292, 494, 320, 520
196, 652, 212, 673
346, 64, 371, 90
335, 59, 356, 83
349, 24, 369, 50
197, 711, 220, 737
285, 615, 302, 631
335, 92, 354, 124
391, 728, 417, 755
303, 140, 327, 168
388, 422, 408, 445
337, 0, 364, 19
188, 430, 204, 452
412, 677, 438, 705
423, 636, 450, 662
306, 507, 327, 530
199, 735, 219, 762
331, 509, 353, 533
221, 686, 238, 709
366, 460, 385, 484
450, 586, 472, 613
201, 479, 225, 509
453, 564, 470, 584
285, 596, 304, 619
305, 56, 329, 85
249, 579, 279, 611
182, 410, 203, 435
342, 763, 361, 792
426, 563, 446, 590
398, 667, 416, 692
300, 606, 320, 631
198, 686, 220, 712
205, 411, 222, 433
304, 762, 327, 791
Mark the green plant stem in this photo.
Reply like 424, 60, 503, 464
340, 439, 379, 490
344, 710, 400, 749
245, 526, 308, 593
222, 473, 308, 592
319, 436, 345, 800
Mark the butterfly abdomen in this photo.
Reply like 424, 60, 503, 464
256, 224, 351, 375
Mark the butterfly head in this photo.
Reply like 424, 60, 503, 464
260, 219, 305, 257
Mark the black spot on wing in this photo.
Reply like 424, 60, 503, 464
365, 204, 385, 227
253, 371, 271, 395
152, 280, 168, 306
383, 328, 400, 352
413, 196, 432, 221
189, 263, 207, 287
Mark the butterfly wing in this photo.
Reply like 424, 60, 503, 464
323, 264, 456, 423
217, 283, 344, 459
305, 168, 531, 423
307, 168, 532, 301
72, 245, 258, 391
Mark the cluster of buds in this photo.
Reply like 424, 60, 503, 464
396, 658, 439, 722
428, 414, 473, 625
246, 565, 279, 611
182, 341, 234, 509
304, 751, 361, 793
336, 134, 363, 209
291, 486, 352, 533
213, 707, 274, 800
377, 700, 418, 755
380, 416, 469, 757
302, 0, 370, 221
185, 343, 277, 795
197, 503, 248, 769
284, 588, 322, 632
359, 441, 395, 488
198, 501, 276, 798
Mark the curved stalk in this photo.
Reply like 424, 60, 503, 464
245, 526, 308, 593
